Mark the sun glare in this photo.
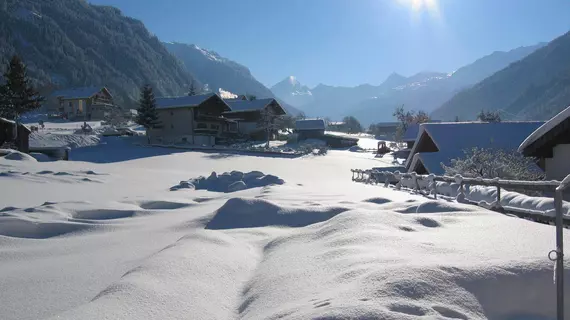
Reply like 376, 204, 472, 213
399, 0, 439, 12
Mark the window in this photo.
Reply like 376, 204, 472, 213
210, 124, 220, 130
171, 124, 174, 129
197, 123, 208, 129
68, 102, 72, 107
170, 111, 174, 116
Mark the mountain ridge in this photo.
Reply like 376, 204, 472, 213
0, 0, 195, 108
271, 43, 546, 125
430, 35, 569, 121
164, 42, 301, 115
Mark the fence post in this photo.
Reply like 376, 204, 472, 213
554, 189, 564, 320
457, 181, 466, 203
496, 185, 501, 204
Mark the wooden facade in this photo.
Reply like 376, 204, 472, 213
51, 87, 115, 120
0, 118, 31, 153
152, 93, 235, 145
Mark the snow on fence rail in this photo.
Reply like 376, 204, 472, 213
351, 169, 567, 223
352, 168, 570, 320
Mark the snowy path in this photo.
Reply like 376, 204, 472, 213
1, 142, 569, 320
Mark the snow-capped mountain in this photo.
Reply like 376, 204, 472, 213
164, 42, 301, 115
164, 42, 273, 99
270, 76, 314, 107
273, 43, 544, 125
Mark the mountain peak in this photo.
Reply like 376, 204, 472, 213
271, 76, 313, 107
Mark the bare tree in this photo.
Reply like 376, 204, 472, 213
442, 147, 544, 181
393, 105, 430, 141
257, 107, 281, 148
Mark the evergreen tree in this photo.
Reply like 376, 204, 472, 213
0, 55, 44, 120
477, 109, 501, 122
342, 116, 363, 133
136, 84, 160, 144
188, 80, 198, 96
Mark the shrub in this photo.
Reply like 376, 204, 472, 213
442, 147, 544, 181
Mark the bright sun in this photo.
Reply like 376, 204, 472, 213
400, 0, 439, 12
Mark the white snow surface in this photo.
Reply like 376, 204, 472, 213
0, 134, 569, 320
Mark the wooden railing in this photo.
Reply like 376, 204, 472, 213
351, 168, 570, 320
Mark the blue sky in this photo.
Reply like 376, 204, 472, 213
88, 0, 570, 88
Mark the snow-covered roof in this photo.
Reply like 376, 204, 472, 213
295, 119, 325, 131
225, 98, 286, 115
155, 93, 222, 110
402, 124, 419, 142
328, 121, 345, 126
0, 117, 16, 125
405, 121, 545, 174
51, 86, 109, 100
518, 105, 570, 153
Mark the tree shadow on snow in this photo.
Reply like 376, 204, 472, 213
69, 137, 187, 163
69, 137, 302, 163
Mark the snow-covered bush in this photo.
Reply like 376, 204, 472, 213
442, 147, 544, 181
171, 171, 284, 193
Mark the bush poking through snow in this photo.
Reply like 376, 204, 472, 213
170, 171, 284, 193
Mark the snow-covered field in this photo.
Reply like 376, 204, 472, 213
1, 124, 569, 320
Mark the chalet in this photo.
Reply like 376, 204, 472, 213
0, 117, 31, 153
49, 86, 116, 120
519, 106, 570, 180
402, 124, 420, 149
223, 98, 287, 140
295, 119, 326, 140
150, 93, 236, 145
406, 121, 544, 175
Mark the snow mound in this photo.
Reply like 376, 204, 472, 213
415, 201, 477, 214
0, 217, 93, 239
171, 171, 284, 193
73, 209, 140, 220
363, 197, 392, 204
51, 230, 260, 320
1, 149, 37, 161
396, 201, 477, 214
0, 208, 97, 239
30, 152, 53, 162
137, 200, 195, 210
206, 198, 350, 229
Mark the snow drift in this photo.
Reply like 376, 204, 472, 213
0, 149, 37, 161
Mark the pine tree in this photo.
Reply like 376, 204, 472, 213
136, 84, 160, 144
0, 55, 44, 121
188, 80, 197, 96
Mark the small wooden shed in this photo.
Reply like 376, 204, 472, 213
0, 117, 31, 153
